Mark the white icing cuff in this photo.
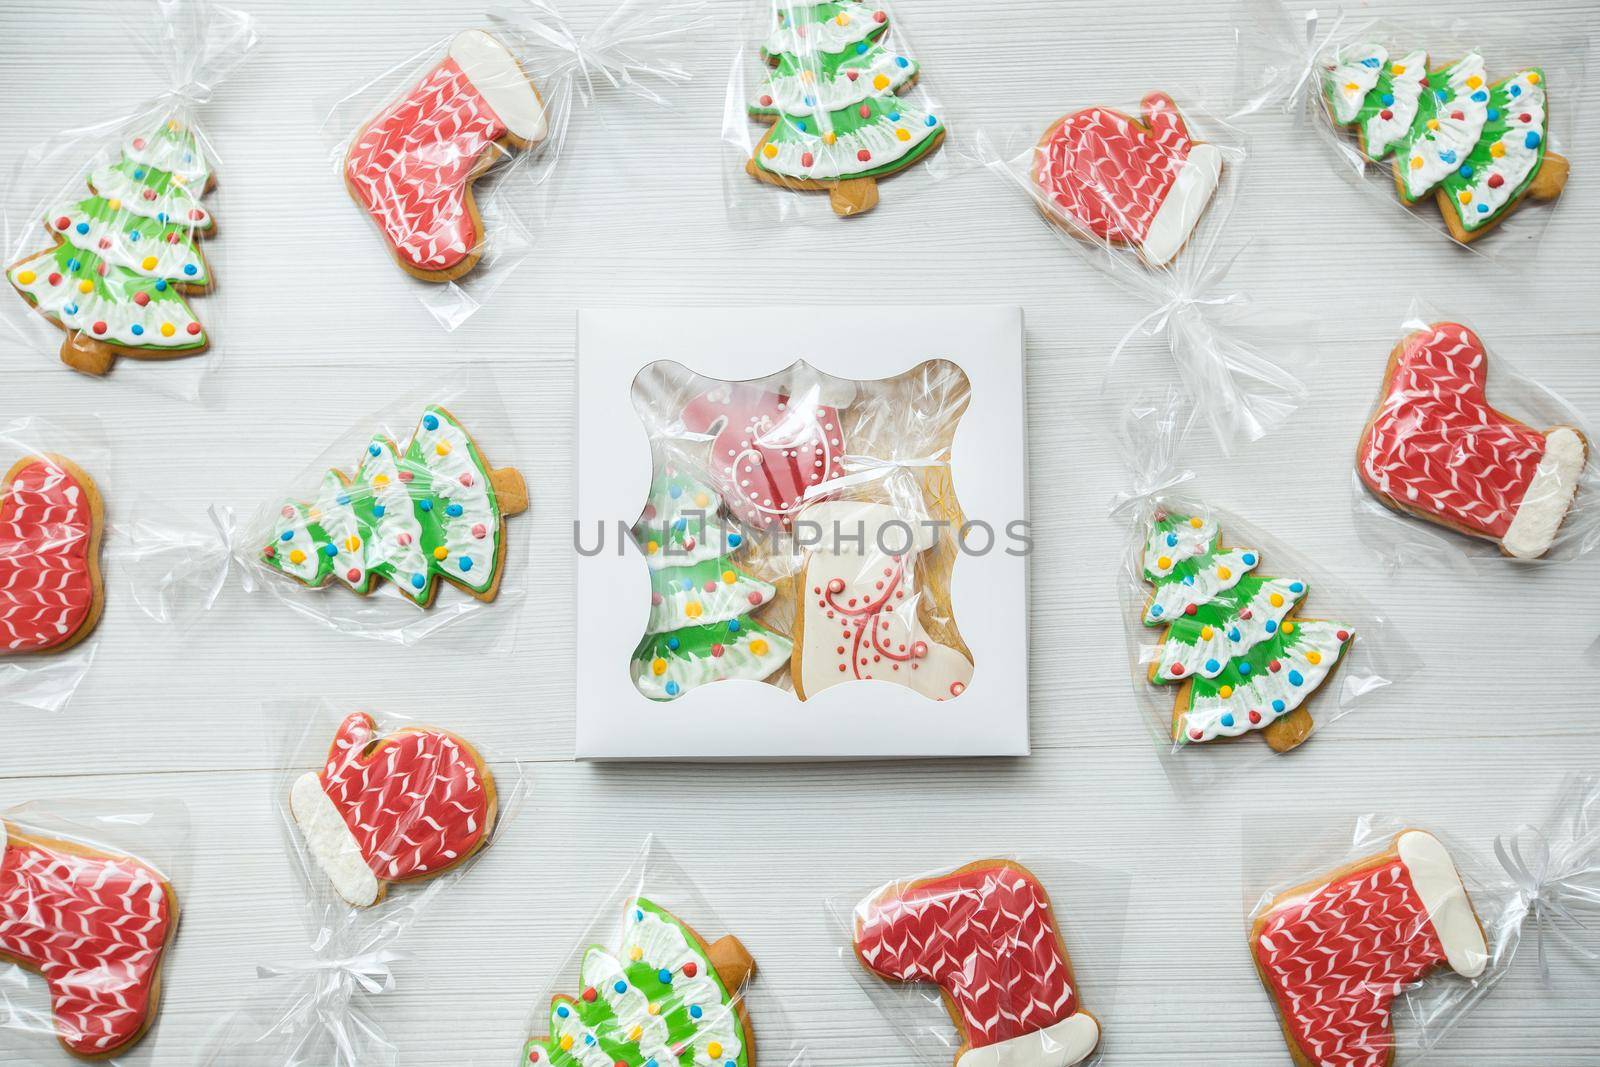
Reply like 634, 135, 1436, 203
290, 771, 380, 907
955, 1013, 1100, 1067
1502, 428, 1585, 560
1398, 831, 1488, 979
1140, 143, 1223, 267
450, 29, 548, 142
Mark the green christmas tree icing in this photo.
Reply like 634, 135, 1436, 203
522, 899, 749, 1067
262, 406, 511, 605
1141, 512, 1353, 745
630, 469, 791, 700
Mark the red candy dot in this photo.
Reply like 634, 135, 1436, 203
683, 963, 698, 978
1488, 173, 1505, 188
132, 137, 146, 148
873, 9, 886, 21
143, 188, 157, 201
264, 545, 275, 558
1450, 110, 1464, 121
704, 580, 717, 592
1336, 630, 1350, 641
96, 262, 108, 276
846, 70, 859, 81
186, 322, 201, 335
459, 472, 474, 487
1184, 604, 1198, 616
827, 578, 845, 594
281, 506, 295, 518
398, 470, 414, 482
1171, 663, 1185, 677
1380, 108, 1393, 120
1520, 113, 1532, 123
91, 321, 106, 334
858, 104, 871, 119
134, 291, 151, 306
347, 568, 360, 581
710, 644, 724, 658
54, 216, 70, 230
397, 533, 412, 546
759, 95, 773, 106
746, 591, 763, 605
97, 238, 111, 250
800, 151, 814, 167
1269, 660, 1282, 673
166, 232, 181, 243
1249, 710, 1262, 724
582, 988, 597, 1003
857, 149, 871, 162
651, 592, 663, 605
1190, 728, 1203, 740
471, 523, 487, 539
189, 209, 205, 221
47, 272, 61, 285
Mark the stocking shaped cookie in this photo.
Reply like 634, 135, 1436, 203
1252, 831, 1488, 1067
792, 499, 972, 701
1358, 323, 1587, 560
345, 30, 547, 281
1, 454, 104, 655
0, 825, 178, 1057
681, 383, 847, 530
1033, 92, 1223, 266
290, 712, 497, 907
854, 860, 1100, 1067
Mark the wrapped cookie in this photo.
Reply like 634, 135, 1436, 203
1, 0, 256, 395
0, 798, 188, 1061
1353, 302, 1599, 568
1245, 774, 1600, 1066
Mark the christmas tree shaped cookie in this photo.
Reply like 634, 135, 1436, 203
746, 1, 944, 216
522, 899, 756, 1067
1141, 512, 1354, 751
8, 119, 215, 376
630, 469, 791, 700
1323, 46, 1567, 241
262, 406, 527, 607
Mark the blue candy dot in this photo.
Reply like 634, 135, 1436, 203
556, 1005, 570, 1019
157, 212, 168, 223
1488, 108, 1501, 121
1151, 605, 1164, 617
925, 115, 937, 126
669, 485, 682, 499
727, 618, 742, 633
1272, 699, 1286, 713
1242, 553, 1256, 566
1477, 203, 1489, 213
129, 230, 141, 241
584, 1035, 595, 1046
419, 499, 433, 512
459, 557, 473, 572
614, 980, 627, 994
646, 1061, 659, 1067
667, 636, 680, 651
1289, 582, 1304, 593
75, 222, 89, 234
423, 414, 439, 430
727, 532, 742, 548
336, 494, 351, 506
1221, 714, 1235, 728
1362, 57, 1381, 68
856, 42, 867, 54
1440, 150, 1457, 164
1289, 670, 1304, 686
280, 530, 293, 542
888, 111, 901, 122
1471, 90, 1488, 102
410, 573, 425, 589
1380, 92, 1395, 106
131, 324, 144, 335
369, 444, 381, 457
1435, 89, 1448, 102
1228, 628, 1241, 641
1526, 131, 1542, 149
689, 1005, 703, 1020
665, 681, 680, 696
183, 264, 197, 276
635, 909, 644, 921
323, 544, 337, 557
1459, 164, 1473, 178
681, 578, 694, 592
64, 303, 78, 315
896, 56, 908, 68
796, 120, 808, 133
802, 95, 814, 107
1238, 661, 1252, 676
155, 279, 168, 290
1166, 533, 1178, 547
658, 969, 673, 984
133, 168, 145, 179
1510, 84, 1522, 98
373, 504, 386, 518
1182, 576, 1195, 586
1265, 620, 1278, 634
446, 503, 463, 517
1205, 659, 1220, 673
67, 258, 81, 271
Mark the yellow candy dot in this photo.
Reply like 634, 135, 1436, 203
896, 128, 911, 141
750, 638, 769, 656
874, 74, 891, 90
630, 947, 644, 962
652, 658, 667, 676
800, 69, 815, 83
160, 322, 176, 337
433, 546, 448, 561
16, 270, 35, 285
694, 493, 709, 507
708, 1044, 723, 1059
1200, 626, 1215, 640
1458, 191, 1472, 205
1157, 555, 1172, 570
685, 602, 703, 619
345, 535, 361, 552
1491, 142, 1506, 158
288, 549, 306, 564
823, 131, 837, 145
174, 174, 188, 185
435, 441, 451, 456
373, 474, 389, 487
1217, 566, 1232, 580
646, 540, 660, 555
835, 12, 848, 24
629, 1026, 643, 1042
1426, 118, 1440, 131
1219, 685, 1234, 699
1529, 72, 1541, 84
1344, 82, 1359, 92
1467, 75, 1483, 89
559, 1035, 574, 1052
1307, 651, 1323, 665
308, 507, 322, 520
648, 1003, 662, 1016
78, 279, 94, 294
1189, 517, 1203, 528
166, 119, 180, 131
1411, 156, 1424, 170
1391, 64, 1406, 75
1283, 621, 1296, 634
1269, 593, 1284, 607
108, 198, 121, 210
762, 143, 778, 159
721, 569, 736, 584
141, 255, 158, 270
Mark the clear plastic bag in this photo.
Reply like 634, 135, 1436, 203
519, 835, 810, 1067
1243, 773, 1600, 1065
322, 0, 708, 330
1114, 390, 1419, 787
0, 0, 256, 396
200, 702, 526, 1067
724, 0, 955, 222
1353, 300, 1598, 569
824, 855, 1129, 1067
968, 92, 1309, 454
1230, 0, 1586, 260
0, 417, 113, 713
0, 797, 189, 1062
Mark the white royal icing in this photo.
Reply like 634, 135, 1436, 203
753, 51, 917, 115
1140, 141, 1222, 266
1398, 830, 1489, 979
50, 207, 207, 285
290, 770, 380, 907
1327, 44, 1387, 125
357, 438, 430, 601
1143, 547, 1258, 625
8, 250, 203, 349
955, 1012, 1101, 1067
1400, 54, 1489, 199
1453, 71, 1547, 228
1501, 427, 1584, 559
1180, 621, 1349, 742
648, 568, 774, 633
1151, 577, 1306, 680
412, 408, 497, 593
88, 164, 211, 229
269, 503, 324, 583
631, 627, 793, 700
123, 125, 211, 185
764, 2, 883, 56
1363, 50, 1429, 158
635, 476, 734, 572
759, 102, 939, 181
312, 470, 370, 591
449, 29, 547, 142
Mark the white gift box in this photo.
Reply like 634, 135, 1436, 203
575, 306, 1029, 758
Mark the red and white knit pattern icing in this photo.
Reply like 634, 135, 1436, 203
1035, 92, 1194, 244
316, 713, 490, 883
1359, 324, 1547, 540
345, 58, 506, 272
1254, 858, 1448, 1067
855, 864, 1078, 1051
0, 834, 173, 1056
1, 459, 95, 653
680, 386, 844, 529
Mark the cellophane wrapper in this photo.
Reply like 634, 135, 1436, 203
723, 0, 958, 224
1243, 773, 1600, 1063
823, 855, 1128, 1067
968, 92, 1310, 455
0, 0, 256, 398
0, 417, 113, 713
519, 835, 811, 1067
323, 0, 709, 330
1352, 299, 1600, 570
1230, 0, 1588, 264
1114, 390, 1418, 789
0, 797, 190, 1063
199, 701, 526, 1067
626, 358, 985, 707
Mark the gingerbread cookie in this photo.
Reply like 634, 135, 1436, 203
853, 859, 1101, 1067
1141, 511, 1354, 751
1033, 92, 1223, 266
1, 454, 104, 656
522, 898, 756, 1067
1358, 323, 1586, 560
791, 498, 972, 701
1324, 47, 1567, 242
1251, 830, 1488, 1067
262, 405, 528, 606
745, 2, 944, 216
0, 824, 179, 1058
8, 120, 215, 376
290, 712, 497, 908
345, 29, 547, 282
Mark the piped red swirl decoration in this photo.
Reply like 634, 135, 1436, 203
1035, 92, 1195, 244
818, 556, 928, 678
316, 712, 493, 883
1358, 323, 1547, 539
0, 830, 175, 1057
1, 457, 97, 654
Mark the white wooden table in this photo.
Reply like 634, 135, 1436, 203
4, 0, 1600, 1063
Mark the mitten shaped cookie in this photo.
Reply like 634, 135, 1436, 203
1, 454, 104, 655
1251, 831, 1488, 1067
854, 860, 1101, 1067
345, 29, 547, 281
0, 825, 178, 1058
522, 898, 756, 1067
290, 712, 497, 907
1033, 91, 1223, 266
1358, 323, 1586, 560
